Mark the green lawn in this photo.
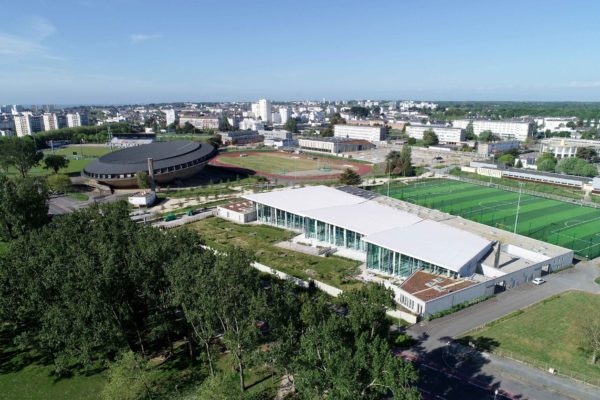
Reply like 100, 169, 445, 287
463, 291, 600, 383
216, 152, 348, 175
3, 146, 114, 178
188, 217, 362, 291
375, 179, 600, 258
0, 327, 106, 400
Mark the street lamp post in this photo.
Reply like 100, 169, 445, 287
513, 182, 523, 234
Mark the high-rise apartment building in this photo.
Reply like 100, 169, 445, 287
279, 107, 291, 125
257, 99, 272, 123
13, 114, 32, 137
66, 113, 82, 128
453, 119, 533, 141
42, 113, 59, 131
164, 109, 177, 126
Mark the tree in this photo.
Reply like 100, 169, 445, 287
478, 130, 500, 143
43, 154, 69, 174
406, 137, 417, 145
515, 159, 523, 168
292, 285, 420, 399
349, 106, 369, 118
207, 134, 222, 149
101, 351, 159, 400
0, 136, 44, 177
422, 130, 439, 146
536, 153, 557, 172
576, 147, 598, 162
219, 116, 233, 132
386, 147, 414, 177
464, 122, 477, 140
136, 171, 149, 189
338, 168, 362, 185
498, 154, 515, 167
578, 314, 600, 365
182, 121, 197, 133
0, 175, 49, 241
283, 118, 298, 133
555, 157, 598, 177
566, 121, 577, 129
47, 174, 72, 193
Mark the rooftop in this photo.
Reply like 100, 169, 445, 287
219, 200, 255, 213
364, 220, 492, 272
400, 270, 476, 301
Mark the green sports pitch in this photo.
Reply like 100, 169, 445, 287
374, 179, 600, 259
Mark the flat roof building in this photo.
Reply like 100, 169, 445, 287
406, 124, 465, 144
334, 124, 386, 142
298, 137, 375, 154
540, 138, 600, 159
453, 119, 533, 141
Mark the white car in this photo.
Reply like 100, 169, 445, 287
532, 277, 545, 285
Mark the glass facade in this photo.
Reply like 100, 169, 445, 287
256, 204, 305, 231
366, 243, 458, 279
303, 218, 365, 251
254, 201, 459, 280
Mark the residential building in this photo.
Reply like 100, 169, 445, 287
279, 107, 291, 125
29, 115, 44, 133
257, 99, 272, 123
164, 109, 177, 126
543, 117, 577, 132
298, 137, 375, 154
406, 124, 464, 144
42, 113, 59, 131
334, 124, 386, 142
453, 119, 533, 141
220, 131, 263, 145
13, 114, 31, 137
179, 112, 221, 130
258, 129, 293, 140
66, 113, 82, 128
239, 118, 264, 131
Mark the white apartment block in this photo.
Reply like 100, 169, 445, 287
453, 120, 533, 141
477, 140, 520, 156
66, 113, 82, 128
406, 124, 464, 144
179, 114, 221, 130
163, 109, 177, 126
298, 137, 375, 154
257, 99, 272, 123
279, 107, 291, 125
540, 138, 600, 159
333, 124, 386, 142
13, 115, 31, 137
42, 113, 59, 131
542, 117, 577, 132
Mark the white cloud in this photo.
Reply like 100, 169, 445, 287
29, 16, 57, 40
0, 16, 58, 60
129, 33, 163, 44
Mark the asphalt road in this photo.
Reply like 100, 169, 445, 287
407, 261, 600, 400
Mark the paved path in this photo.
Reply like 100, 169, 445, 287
407, 261, 600, 399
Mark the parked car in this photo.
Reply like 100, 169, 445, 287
532, 277, 545, 285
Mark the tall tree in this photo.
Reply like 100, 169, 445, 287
0, 136, 44, 177
478, 130, 500, 143
43, 154, 69, 173
0, 175, 49, 241
284, 118, 299, 133
422, 130, 439, 146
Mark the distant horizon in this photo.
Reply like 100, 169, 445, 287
1, 0, 599, 104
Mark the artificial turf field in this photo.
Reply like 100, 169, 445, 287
376, 179, 600, 259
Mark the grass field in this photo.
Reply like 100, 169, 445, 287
188, 217, 362, 291
215, 152, 350, 175
462, 291, 600, 384
375, 178, 600, 258
3, 145, 114, 178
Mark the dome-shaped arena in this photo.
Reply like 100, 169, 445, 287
83, 140, 216, 187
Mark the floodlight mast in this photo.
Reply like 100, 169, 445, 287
513, 182, 523, 233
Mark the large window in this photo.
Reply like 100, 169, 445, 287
366, 243, 458, 279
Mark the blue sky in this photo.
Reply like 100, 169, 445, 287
1, 0, 599, 104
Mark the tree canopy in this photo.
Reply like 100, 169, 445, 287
43, 154, 69, 174
536, 153, 557, 172
555, 157, 597, 177
0, 175, 49, 241
349, 106, 369, 118
283, 118, 299, 133
0, 136, 44, 177
386, 147, 414, 177
422, 130, 439, 146
478, 130, 500, 143
338, 168, 362, 185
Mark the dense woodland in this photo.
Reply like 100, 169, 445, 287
0, 181, 420, 399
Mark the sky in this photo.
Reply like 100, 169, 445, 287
1, 0, 599, 104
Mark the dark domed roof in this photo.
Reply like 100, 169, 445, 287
84, 141, 215, 176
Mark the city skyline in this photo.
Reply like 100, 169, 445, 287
1, 0, 599, 104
